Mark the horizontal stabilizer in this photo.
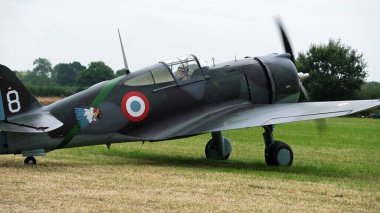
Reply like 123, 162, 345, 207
0, 113, 63, 133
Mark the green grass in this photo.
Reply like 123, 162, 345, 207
1, 117, 379, 212
51, 117, 380, 190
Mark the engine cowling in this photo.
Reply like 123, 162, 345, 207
256, 53, 300, 103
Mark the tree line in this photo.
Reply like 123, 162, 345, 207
16, 59, 125, 87
15, 59, 126, 96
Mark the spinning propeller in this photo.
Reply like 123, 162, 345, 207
275, 18, 310, 101
275, 17, 327, 132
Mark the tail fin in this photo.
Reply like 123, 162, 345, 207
0, 64, 41, 120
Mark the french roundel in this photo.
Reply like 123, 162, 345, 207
121, 91, 150, 122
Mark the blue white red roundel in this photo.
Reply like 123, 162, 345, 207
121, 91, 150, 122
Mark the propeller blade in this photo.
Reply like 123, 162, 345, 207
300, 81, 310, 101
300, 81, 327, 134
275, 18, 295, 63
275, 18, 327, 134
315, 119, 327, 135
301, 82, 327, 134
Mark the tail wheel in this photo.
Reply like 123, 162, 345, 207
265, 140, 293, 166
24, 156, 37, 165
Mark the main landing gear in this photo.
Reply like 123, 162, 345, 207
204, 126, 293, 166
24, 156, 37, 165
205, 131, 232, 160
263, 125, 293, 166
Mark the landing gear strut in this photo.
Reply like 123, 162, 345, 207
263, 125, 293, 166
205, 131, 232, 160
24, 156, 37, 165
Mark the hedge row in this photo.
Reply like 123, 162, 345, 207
26, 85, 84, 97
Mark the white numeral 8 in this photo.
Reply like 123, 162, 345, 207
6, 90, 21, 113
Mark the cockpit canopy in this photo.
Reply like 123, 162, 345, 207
125, 54, 206, 87
161, 55, 205, 83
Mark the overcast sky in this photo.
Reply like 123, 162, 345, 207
1, 0, 379, 81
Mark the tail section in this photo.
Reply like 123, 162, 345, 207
0, 64, 41, 120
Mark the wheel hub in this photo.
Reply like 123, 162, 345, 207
277, 148, 291, 166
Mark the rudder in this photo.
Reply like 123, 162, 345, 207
0, 91, 5, 122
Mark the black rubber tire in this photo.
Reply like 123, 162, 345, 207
265, 140, 293, 166
205, 137, 231, 160
24, 156, 37, 165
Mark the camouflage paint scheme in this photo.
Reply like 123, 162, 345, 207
0, 54, 289, 151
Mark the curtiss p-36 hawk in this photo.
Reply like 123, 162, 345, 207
0, 20, 379, 165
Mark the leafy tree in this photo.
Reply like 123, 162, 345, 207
54, 61, 86, 86
71, 61, 86, 77
355, 81, 380, 99
115, 69, 126, 77
77, 61, 114, 87
296, 39, 367, 101
52, 63, 69, 82
14, 70, 33, 83
26, 58, 55, 85
33, 58, 53, 77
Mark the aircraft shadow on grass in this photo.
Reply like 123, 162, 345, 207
94, 149, 354, 179
0, 148, 357, 180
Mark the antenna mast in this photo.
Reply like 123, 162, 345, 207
118, 29, 130, 74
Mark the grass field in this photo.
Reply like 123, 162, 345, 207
0, 117, 379, 212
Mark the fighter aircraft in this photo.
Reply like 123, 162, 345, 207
0, 20, 379, 166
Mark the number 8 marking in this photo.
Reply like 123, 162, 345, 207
7, 90, 21, 113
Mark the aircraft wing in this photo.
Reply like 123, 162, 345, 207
126, 99, 380, 141
184, 99, 380, 135
0, 113, 63, 133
